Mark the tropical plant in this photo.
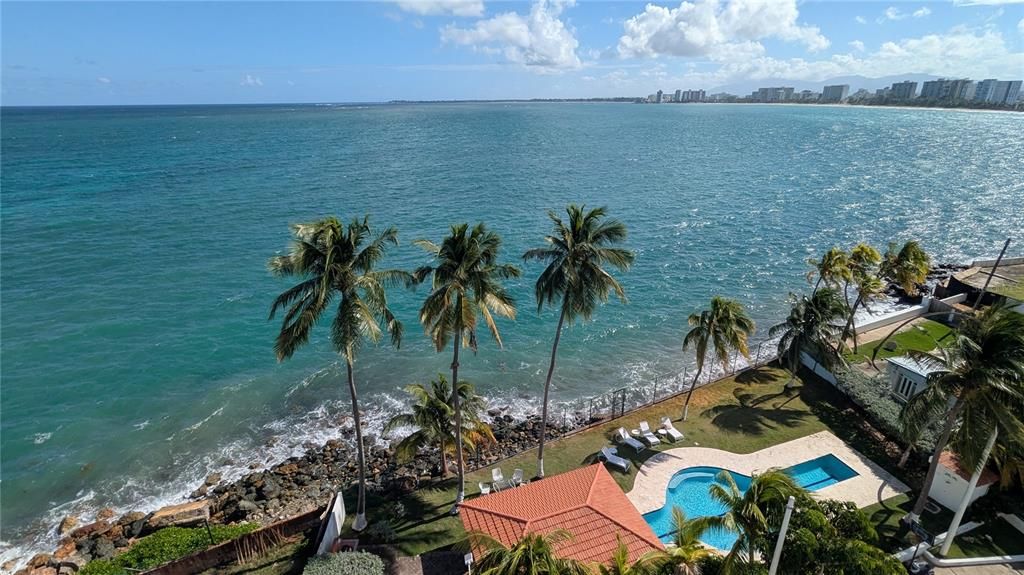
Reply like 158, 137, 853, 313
680, 297, 755, 420
899, 303, 1024, 544
598, 539, 648, 575
415, 223, 520, 512
880, 241, 930, 296
704, 469, 806, 569
806, 247, 851, 294
645, 507, 713, 575
471, 530, 592, 575
268, 216, 410, 530
302, 551, 385, 575
523, 204, 634, 477
383, 374, 494, 477
840, 244, 884, 353
769, 288, 848, 381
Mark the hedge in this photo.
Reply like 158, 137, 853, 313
79, 523, 258, 575
830, 366, 937, 450
302, 552, 385, 575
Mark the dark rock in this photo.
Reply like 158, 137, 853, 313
27, 555, 52, 569
68, 521, 110, 541
92, 540, 116, 560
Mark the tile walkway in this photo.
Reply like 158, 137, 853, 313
627, 430, 910, 514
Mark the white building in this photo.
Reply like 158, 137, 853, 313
821, 84, 850, 102
887, 355, 943, 402
928, 451, 999, 511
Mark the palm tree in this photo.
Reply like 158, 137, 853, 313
598, 539, 648, 575
471, 530, 592, 575
840, 243, 884, 353
523, 205, 634, 477
704, 469, 807, 569
806, 247, 851, 294
769, 288, 848, 381
415, 223, 520, 513
899, 303, 1024, 539
268, 216, 410, 531
383, 375, 495, 477
880, 240, 930, 296
645, 507, 713, 575
681, 297, 756, 420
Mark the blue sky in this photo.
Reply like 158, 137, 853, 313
2, 0, 1022, 105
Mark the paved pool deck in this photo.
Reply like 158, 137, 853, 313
627, 430, 910, 514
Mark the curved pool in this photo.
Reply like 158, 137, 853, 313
642, 454, 858, 549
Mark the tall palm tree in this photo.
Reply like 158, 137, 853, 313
523, 205, 634, 477
383, 375, 495, 477
645, 507, 713, 575
899, 303, 1024, 535
268, 216, 409, 531
806, 246, 851, 295
704, 470, 807, 569
769, 288, 848, 381
680, 297, 756, 420
415, 223, 520, 513
880, 240, 930, 296
471, 530, 592, 575
841, 244, 884, 353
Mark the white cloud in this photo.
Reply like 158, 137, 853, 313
616, 0, 829, 60
953, 0, 1024, 5
913, 7, 932, 17
395, 0, 484, 17
855, 16, 867, 24
849, 40, 865, 52
882, 6, 907, 21
96, 76, 111, 84
441, 0, 581, 71
240, 74, 263, 87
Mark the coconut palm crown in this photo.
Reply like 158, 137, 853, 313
680, 296, 755, 420
470, 530, 592, 575
769, 287, 848, 380
880, 240, 930, 296
523, 204, 634, 476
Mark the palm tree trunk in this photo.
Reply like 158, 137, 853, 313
537, 299, 568, 479
346, 359, 368, 531
812, 274, 823, 294
842, 295, 862, 353
682, 363, 704, 421
904, 397, 966, 528
450, 301, 465, 515
440, 442, 449, 478
898, 444, 912, 468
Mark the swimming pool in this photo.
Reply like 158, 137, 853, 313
642, 454, 859, 549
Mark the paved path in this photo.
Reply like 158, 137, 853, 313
626, 431, 909, 514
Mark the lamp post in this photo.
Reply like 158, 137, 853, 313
768, 496, 796, 575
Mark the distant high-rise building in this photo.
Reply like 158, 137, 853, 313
989, 80, 1022, 105
973, 79, 998, 102
920, 78, 973, 101
656, 89, 664, 104
821, 84, 850, 102
890, 81, 917, 100
754, 86, 794, 102
1004, 81, 1022, 104
674, 89, 682, 103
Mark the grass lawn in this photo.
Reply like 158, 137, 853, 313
350, 365, 912, 557
862, 494, 953, 553
943, 515, 1024, 559
846, 319, 954, 364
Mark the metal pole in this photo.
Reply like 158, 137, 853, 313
768, 496, 796, 575
972, 238, 1011, 311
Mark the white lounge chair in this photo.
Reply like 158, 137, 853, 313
492, 468, 504, 483
511, 468, 525, 486
479, 482, 491, 496
660, 416, 684, 442
638, 421, 661, 446
600, 447, 631, 472
615, 427, 646, 452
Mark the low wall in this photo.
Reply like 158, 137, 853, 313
799, 352, 837, 385
850, 293, 965, 336
971, 256, 1024, 267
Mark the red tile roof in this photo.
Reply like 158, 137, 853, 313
460, 464, 664, 566
938, 451, 999, 486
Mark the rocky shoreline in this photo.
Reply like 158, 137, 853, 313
8, 410, 584, 575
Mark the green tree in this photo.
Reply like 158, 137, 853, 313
523, 205, 634, 477
880, 241, 930, 296
645, 507, 714, 575
840, 243, 884, 353
471, 530, 592, 575
415, 223, 520, 512
769, 288, 848, 382
806, 247, 851, 294
598, 539, 649, 575
268, 216, 410, 531
681, 297, 756, 420
383, 375, 495, 477
899, 303, 1024, 540
704, 469, 806, 570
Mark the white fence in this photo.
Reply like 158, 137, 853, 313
849, 293, 968, 336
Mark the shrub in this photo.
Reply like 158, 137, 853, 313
831, 367, 937, 449
79, 523, 258, 574
79, 560, 125, 575
364, 520, 397, 543
302, 552, 385, 575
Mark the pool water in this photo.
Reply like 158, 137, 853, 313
642, 454, 859, 549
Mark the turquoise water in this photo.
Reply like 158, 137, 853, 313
1, 103, 1022, 560
643, 455, 860, 549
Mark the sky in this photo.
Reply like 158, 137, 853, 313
2, 0, 1023, 105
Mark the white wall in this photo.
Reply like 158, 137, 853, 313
929, 465, 991, 511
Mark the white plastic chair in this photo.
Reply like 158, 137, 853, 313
511, 468, 524, 486
479, 482, 491, 496
638, 421, 661, 446
660, 416, 684, 442
615, 427, 646, 452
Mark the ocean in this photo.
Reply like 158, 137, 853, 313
1, 102, 1021, 562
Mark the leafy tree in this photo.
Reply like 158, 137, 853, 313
383, 375, 494, 477
471, 530, 592, 575
899, 303, 1024, 538
645, 507, 714, 575
880, 241, 930, 296
523, 204, 633, 477
415, 223, 520, 512
769, 288, 848, 381
681, 297, 756, 420
806, 247, 851, 294
268, 216, 409, 530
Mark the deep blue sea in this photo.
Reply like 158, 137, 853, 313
2, 103, 1022, 561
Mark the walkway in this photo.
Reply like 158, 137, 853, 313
626, 431, 909, 514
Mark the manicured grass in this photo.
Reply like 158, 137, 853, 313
845, 319, 954, 364
352, 365, 903, 557
861, 494, 954, 553
943, 515, 1024, 559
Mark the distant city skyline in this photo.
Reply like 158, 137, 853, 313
2, 0, 1023, 105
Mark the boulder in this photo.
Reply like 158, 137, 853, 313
68, 521, 111, 541
237, 500, 259, 513
204, 473, 222, 486
28, 568, 56, 575
56, 515, 79, 536
145, 500, 209, 530
27, 555, 51, 569
92, 539, 116, 560
115, 511, 145, 527
53, 540, 77, 560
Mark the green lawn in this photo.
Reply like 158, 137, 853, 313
350, 365, 911, 557
861, 494, 954, 553
943, 515, 1024, 559
845, 319, 954, 364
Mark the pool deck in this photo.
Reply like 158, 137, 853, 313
627, 430, 910, 514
